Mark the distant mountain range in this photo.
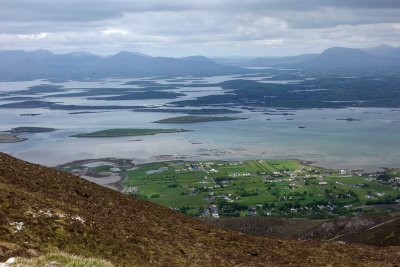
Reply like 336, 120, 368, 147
0, 50, 243, 80
302, 46, 400, 68
213, 44, 400, 69
1, 44, 400, 80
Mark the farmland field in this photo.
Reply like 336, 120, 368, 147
122, 160, 400, 218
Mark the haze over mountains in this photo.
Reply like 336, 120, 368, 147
1, 44, 400, 80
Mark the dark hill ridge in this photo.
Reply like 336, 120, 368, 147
0, 153, 399, 266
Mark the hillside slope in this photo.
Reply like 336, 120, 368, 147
0, 153, 399, 266
301, 215, 400, 246
203, 214, 400, 247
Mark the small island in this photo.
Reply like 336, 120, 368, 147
9, 127, 56, 133
336, 118, 361, 122
19, 113, 41, 117
154, 116, 245, 124
71, 128, 189, 138
131, 108, 241, 115
0, 127, 56, 143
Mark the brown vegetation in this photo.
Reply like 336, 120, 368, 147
1, 153, 399, 266
203, 214, 400, 247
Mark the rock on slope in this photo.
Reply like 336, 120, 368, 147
0, 152, 399, 266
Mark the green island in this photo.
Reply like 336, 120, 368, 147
0, 127, 56, 143
71, 128, 189, 138
122, 160, 400, 219
131, 107, 241, 115
154, 115, 245, 123
8, 126, 56, 133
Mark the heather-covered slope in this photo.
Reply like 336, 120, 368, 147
301, 215, 400, 246
0, 153, 399, 266
203, 214, 400, 247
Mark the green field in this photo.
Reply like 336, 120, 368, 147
123, 160, 400, 218
70, 128, 188, 137
154, 115, 244, 123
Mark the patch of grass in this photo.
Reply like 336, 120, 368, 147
14, 252, 115, 267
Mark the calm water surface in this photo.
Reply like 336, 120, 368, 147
0, 77, 399, 171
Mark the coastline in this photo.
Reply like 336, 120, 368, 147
56, 156, 393, 193
0, 133, 27, 143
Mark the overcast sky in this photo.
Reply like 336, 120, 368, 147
1, 0, 400, 57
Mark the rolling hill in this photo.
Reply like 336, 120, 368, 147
1, 153, 400, 266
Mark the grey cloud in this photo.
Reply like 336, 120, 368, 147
0, 0, 209, 22
276, 8, 400, 28
1, 0, 400, 23
0, 0, 399, 56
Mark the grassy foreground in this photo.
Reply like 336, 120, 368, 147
13, 252, 114, 267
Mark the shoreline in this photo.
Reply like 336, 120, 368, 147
0, 133, 27, 143
0, 127, 57, 143
56, 156, 394, 193
56, 157, 136, 191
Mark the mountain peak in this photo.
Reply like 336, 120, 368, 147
321, 46, 367, 55
110, 51, 149, 59
301, 46, 400, 68
181, 55, 213, 63
373, 44, 394, 49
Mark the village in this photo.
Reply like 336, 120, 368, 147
119, 159, 400, 218
57, 158, 400, 219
